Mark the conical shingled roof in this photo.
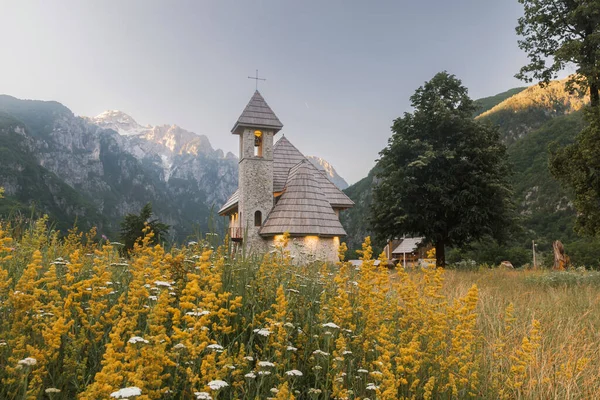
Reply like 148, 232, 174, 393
259, 160, 347, 237
231, 91, 283, 134
273, 137, 354, 208
273, 136, 306, 192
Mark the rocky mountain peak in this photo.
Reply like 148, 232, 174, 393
90, 110, 148, 136
307, 155, 349, 189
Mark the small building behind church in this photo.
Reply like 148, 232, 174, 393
218, 91, 354, 263
383, 237, 432, 268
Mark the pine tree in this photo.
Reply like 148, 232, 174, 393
119, 203, 169, 252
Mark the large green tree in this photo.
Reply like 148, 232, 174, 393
517, 0, 600, 235
550, 106, 600, 235
371, 72, 514, 267
516, 0, 600, 107
119, 203, 169, 252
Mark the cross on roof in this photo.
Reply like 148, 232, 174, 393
248, 69, 266, 90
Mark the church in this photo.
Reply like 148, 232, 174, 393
218, 90, 354, 263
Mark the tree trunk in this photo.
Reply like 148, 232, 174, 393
553, 240, 568, 270
435, 240, 446, 268
590, 81, 599, 108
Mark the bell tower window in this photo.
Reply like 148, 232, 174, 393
254, 210, 262, 226
254, 130, 263, 157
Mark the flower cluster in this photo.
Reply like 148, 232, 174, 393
0, 219, 592, 399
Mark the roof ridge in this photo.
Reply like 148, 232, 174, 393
232, 91, 283, 134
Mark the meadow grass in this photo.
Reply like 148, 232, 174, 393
442, 268, 600, 399
0, 218, 599, 399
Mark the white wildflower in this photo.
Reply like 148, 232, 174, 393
308, 388, 322, 394
270, 388, 279, 394
258, 361, 275, 367
148, 296, 158, 301
258, 371, 271, 376
313, 349, 330, 356
173, 343, 186, 350
186, 310, 210, 317
244, 356, 254, 361
285, 369, 303, 376
45, 388, 61, 393
194, 392, 212, 400
366, 383, 379, 391
357, 369, 369, 373
244, 372, 256, 379
207, 380, 228, 391
253, 328, 271, 337
207, 344, 224, 351
322, 322, 340, 329
342, 350, 352, 355
154, 280, 172, 287
128, 336, 149, 344
286, 346, 298, 351
18, 357, 37, 366
110, 387, 142, 398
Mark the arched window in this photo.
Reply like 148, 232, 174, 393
254, 210, 262, 227
254, 130, 263, 157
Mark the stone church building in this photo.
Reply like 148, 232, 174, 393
218, 91, 354, 262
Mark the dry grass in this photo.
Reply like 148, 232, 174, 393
442, 268, 600, 399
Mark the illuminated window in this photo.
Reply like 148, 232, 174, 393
254, 210, 262, 226
254, 130, 263, 157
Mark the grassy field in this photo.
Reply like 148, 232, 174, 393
0, 219, 599, 399
443, 268, 600, 399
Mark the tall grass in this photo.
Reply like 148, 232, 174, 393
0, 218, 598, 399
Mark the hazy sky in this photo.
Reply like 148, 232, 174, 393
1, 1, 530, 184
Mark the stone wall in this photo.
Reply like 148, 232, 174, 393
238, 127, 274, 253
267, 236, 341, 264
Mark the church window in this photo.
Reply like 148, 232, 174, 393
254, 210, 262, 226
254, 130, 263, 157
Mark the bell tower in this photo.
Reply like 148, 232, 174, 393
231, 90, 283, 251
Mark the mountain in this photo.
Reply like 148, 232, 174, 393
341, 78, 597, 265
473, 87, 527, 116
307, 156, 349, 189
0, 97, 349, 244
0, 96, 238, 241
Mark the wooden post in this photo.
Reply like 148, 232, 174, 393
532, 240, 537, 269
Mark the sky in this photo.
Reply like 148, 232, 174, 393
0, 0, 530, 185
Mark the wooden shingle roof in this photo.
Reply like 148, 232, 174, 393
273, 137, 354, 208
259, 160, 347, 237
273, 136, 306, 192
231, 91, 283, 134
218, 189, 239, 215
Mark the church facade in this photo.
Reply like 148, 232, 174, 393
218, 91, 354, 263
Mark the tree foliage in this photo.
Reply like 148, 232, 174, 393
516, 0, 600, 106
119, 203, 169, 252
371, 72, 514, 267
550, 107, 600, 236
